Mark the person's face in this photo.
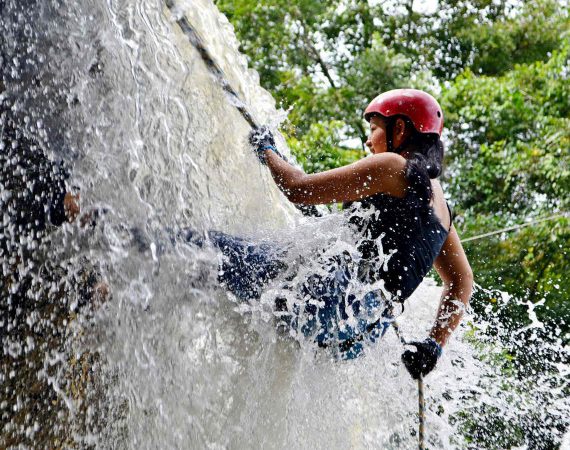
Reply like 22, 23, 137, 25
366, 116, 388, 154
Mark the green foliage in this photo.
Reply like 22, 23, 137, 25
464, 216, 569, 318
441, 41, 570, 317
453, 406, 526, 449
419, 0, 570, 78
286, 120, 364, 173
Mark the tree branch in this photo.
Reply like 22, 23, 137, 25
405, 0, 414, 43
293, 10, 337, 88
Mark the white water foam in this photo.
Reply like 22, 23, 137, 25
2, 0, 567, 448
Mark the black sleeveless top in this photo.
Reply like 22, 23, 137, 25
345, 191, 450, 303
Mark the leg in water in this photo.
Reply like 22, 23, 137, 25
180, 229, 395, 359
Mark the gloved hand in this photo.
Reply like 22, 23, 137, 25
401, 338, 443, 379
248, 126, 284, 165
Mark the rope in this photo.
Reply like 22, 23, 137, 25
392, 321, 426, 450
391, 320, 406, 345
418, 376, 425, 450
170, 4, 322, 218
461, 212, 567, 243
164, 0, 259, 129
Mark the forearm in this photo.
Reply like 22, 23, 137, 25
253, 129, 406, 205
264, 150, 391, 205
265, 151, 314, 204
429, 281, 472, 347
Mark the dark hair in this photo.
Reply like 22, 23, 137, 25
386, 116, 444, 206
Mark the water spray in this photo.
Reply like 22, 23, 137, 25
165, 3, 428, 448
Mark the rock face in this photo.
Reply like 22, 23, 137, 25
1, 0, 298, 447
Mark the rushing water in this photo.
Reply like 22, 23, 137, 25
1, 1, 568, 448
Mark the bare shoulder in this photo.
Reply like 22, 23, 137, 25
358, 152, 407, 198
431, 178, 445, 196
430, 179, 451, 229
366, 152, 407, 172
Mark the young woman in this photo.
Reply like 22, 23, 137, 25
204, 89, 472, 378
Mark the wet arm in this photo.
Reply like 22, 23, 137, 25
431, 225, 473, 347
264, 150, 407, 205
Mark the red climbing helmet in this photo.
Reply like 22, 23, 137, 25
364, 89, 444, 136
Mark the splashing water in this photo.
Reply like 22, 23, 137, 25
1, 0, 568, 448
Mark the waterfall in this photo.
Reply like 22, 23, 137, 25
2, 1, 567, 449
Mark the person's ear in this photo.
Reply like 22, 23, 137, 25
393, 118, 408, 149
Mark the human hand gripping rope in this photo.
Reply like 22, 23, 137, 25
248, 126, 286, 165
396, 295, 466, 449
402, 338, 443, 379
392, 322, 436, 450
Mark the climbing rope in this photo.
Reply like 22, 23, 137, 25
417, 376, 425, 450
391, 321, 426, 450
164, 1, 259, 128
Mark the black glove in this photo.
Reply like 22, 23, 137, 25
402, 338, 442, 379
248, 126, 284, 165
